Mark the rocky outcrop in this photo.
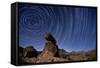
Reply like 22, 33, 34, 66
19, 33, 69, 64
38, 33, 59, 59
45, 32, 56, 44
23, 46, 38, 58
36, 33, 62, 63
18, 32, 97, 64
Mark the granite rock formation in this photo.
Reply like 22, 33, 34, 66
18, 32, 97, 64
23, 46, 38, 58
38, 33, 59, 57
36, 33, 63, 63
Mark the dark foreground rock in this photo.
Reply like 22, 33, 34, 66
23, 46, 38, 58
18, 33, 97, 64
37, 33, 60, 62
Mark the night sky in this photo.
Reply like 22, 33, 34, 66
18, 3, 97, 52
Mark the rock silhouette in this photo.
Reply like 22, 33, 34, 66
38, 33, 59, 58
44, 33, 59, 56
23, 46, 38, 58
18, 32, 97, 64
45, 32, 56, 44
36, 33, 64, 63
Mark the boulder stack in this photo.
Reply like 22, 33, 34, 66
37, 33, 60, 62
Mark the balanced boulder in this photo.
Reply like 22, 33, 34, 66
38, 33, 59, 61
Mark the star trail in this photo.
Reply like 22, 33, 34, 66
18, 3, 97, 51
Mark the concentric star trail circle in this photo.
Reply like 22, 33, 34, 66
19, 4, 96, 51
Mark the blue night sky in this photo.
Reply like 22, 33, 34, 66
18, 3, 97, 52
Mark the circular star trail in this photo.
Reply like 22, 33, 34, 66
19, 4, 96, 51
19, 5, 66, 47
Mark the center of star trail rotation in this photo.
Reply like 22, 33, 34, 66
18, 4, 97, 51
